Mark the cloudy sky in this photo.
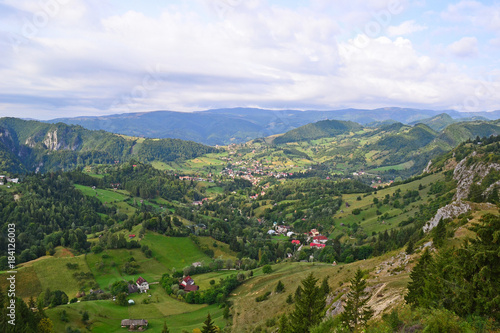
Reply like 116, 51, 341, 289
1, 0, 499, 119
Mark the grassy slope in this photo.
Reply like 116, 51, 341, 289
0, 252, 92, 301
86, 248, 167, 289
195, 236, 238, 261
46, 290, 225, 333
74, 184, 129, 204
332, 172, 444, 237
141, 233, 211, 273
230, 252, 411, 332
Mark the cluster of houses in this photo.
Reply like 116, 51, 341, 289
193, 197, 209, 206
116, 275, 199, 330
286, 229, 330, 250
250, 190, 267, 200
0, 176, 19, 186
220, 160, 294, 186
179, 276, 199, 292
307, 229, 328, 248
267, 223, 294, 237
179, 175, 213, 183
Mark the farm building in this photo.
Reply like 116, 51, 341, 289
121, 319, 148, 330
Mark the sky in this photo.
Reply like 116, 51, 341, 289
1, 0, 499, 119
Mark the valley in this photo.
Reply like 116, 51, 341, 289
0, 115, 499, 332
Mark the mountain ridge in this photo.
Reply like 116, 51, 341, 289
0, 117, 218, 173
47, 107, 500, 145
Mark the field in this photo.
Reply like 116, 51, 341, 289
141, 234, 211, 272
86, 248, 167, 289
74, 184, 129, 204
0, 265, 42, 301
0, 252, 92, 301
193, 270, 238, 290
195, 236, 238, 261
46, 293, 225, 333
332, 172, 444, 237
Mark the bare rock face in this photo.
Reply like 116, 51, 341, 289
43, 130, 61, 151
423, 201, 471, 232
423, 160, 432, 174
424, 153, 500, 232
25, 137, 36, 148
326, 289, 348, 317
328, 298, 344, 317
453, 153, 500, 201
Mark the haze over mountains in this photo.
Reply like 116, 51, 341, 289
49, 107, 500, 146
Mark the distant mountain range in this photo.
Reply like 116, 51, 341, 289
48, 107, 500, 146
265, 115, 500, 177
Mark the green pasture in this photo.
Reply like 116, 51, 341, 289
141, 234, 211, 272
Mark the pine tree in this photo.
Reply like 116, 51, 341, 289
278, 314, 291, 333
340, 268, 374, 332
321, 276, 330, 296
405, 247, 433, 307
162, 321, 170, 333
82, 310, 89, 323
202, 313, 217, 333
405, 239, 414, 255
223, 305, 230, 319
275, 280, 285, 293
289, 273, 327, 333
433, 218, 446, 248
456, 213, 500, 320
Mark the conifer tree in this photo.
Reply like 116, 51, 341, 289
278, 314, 291, 333
289, 273, 327, 333
405, 239, 414, 255
456, 213, 500, 320
202, 313, 217, 333
405, 247, 433, 307
275, 280, 285, 293
321, 276, 330, 296
340, 268, 373, 331
162, 321, 170, 333
432, 218, 446, 248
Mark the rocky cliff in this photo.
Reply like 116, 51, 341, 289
424, 151, 500, 231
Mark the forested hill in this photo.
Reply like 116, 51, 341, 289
272, 120, 363, 144
0, 118, 218, 173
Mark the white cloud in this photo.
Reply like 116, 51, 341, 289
387, 20, 427, 36
441, 1, 500, 31
490, 38, 500, 48
0, 0, 499, 118
448, 37, 478, 58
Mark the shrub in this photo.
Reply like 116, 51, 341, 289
256, 291, 271, 302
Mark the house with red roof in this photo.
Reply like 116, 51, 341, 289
180, 276, 199, 292
291, 240, 300, 245
180, 276, 195, 287
184, 285, 200, 292
309, 229, 320, 237
313, 235, 328, 244
136, 277, 149, 293
309, 243, 326, 248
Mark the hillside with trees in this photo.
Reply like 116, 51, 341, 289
0, 118, 219, 173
